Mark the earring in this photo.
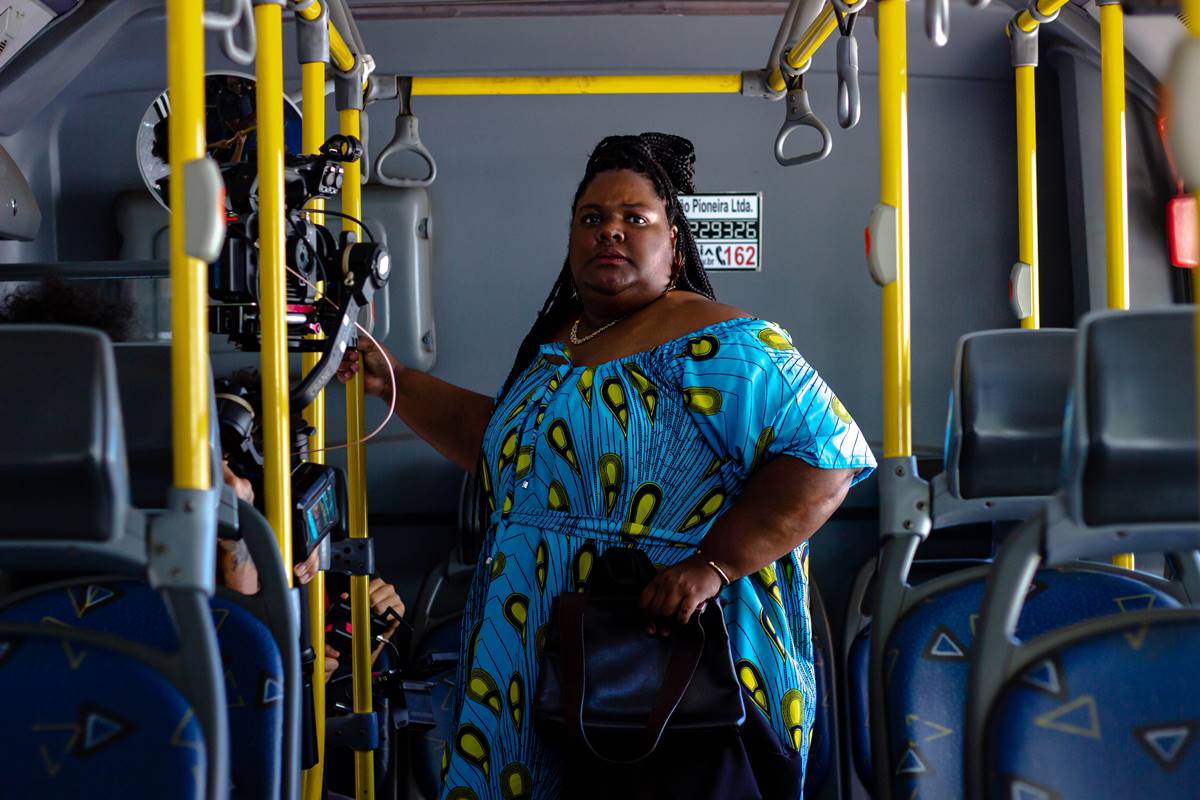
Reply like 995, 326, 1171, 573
665, 253, 683, 292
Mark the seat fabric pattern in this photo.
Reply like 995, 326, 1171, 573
0, 580, 283, 799
0, 630, 205, 798
847, 627, 872, 788
988, 617, 1200, 799
885, 569, 1178, 799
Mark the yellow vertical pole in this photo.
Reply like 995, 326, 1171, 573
167, 0, 210, 490
1186, 2, 1200, 347
879, 0, 912, 460
341, 100, 376, 800
1016, 62, 1041, 329
1101, 1, 1130, 313
255, 1, 294, 576
300, 58, 329, 800
1100, 0, 1134, 570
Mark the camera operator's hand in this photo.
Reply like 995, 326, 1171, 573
336, 344, 400, 403
340, 577, 406, 663
293, 548, 321, 585
222, 460, 255, 504
368, 578, 405, 637
324, 644, 339, 683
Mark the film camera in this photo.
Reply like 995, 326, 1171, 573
137, 73, 391, 411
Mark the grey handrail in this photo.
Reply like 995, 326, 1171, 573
774, 82, 833, 167
374, 76, 438, 188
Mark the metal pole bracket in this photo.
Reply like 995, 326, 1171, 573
1010, 18, 1039, 67
327, 711, 380, 751
148, 487, 220, 593
335, 59, 366, 112
295, 0, 330, 65
878, 456, 932, 542
330, 536, 376, 576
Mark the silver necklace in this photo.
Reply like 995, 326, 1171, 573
569, 314, 627, 345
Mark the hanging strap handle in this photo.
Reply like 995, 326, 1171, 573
559, 592, 705, 764
375, 77, 438, 188
926, 0, 950, 47
836, 33, 861, 129
774, 79, 833, 167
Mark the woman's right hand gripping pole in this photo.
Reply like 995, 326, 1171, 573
335, 341, 497, 474
336, 344, 400, 403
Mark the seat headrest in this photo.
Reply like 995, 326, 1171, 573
112, 343, 220, 509
1066, 308, 1199, 527
945, 329, 1076, 500
0, 325, 128, 540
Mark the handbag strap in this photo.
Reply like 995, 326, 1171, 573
558, 592, 706, 764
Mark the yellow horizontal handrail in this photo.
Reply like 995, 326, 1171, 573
767, 3, 840, 93
408, 74, 741, 95
1013, 0, 1071, 34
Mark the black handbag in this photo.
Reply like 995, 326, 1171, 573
533, 547, 746, 765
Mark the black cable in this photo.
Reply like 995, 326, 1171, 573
320, 210, 376, 242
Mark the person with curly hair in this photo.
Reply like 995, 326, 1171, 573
338, 134, 876, 799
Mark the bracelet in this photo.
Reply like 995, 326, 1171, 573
705, 559, 732, 588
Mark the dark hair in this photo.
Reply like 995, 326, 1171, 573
0, 277, 137, 342
498, 133, 717, 398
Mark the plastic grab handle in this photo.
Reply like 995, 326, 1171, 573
836, 35, 861, 130
774, 87, 833, 167
926, 0, 949, 47
375, 114, 438, 188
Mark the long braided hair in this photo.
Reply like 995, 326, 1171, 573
498, 133, 717, 400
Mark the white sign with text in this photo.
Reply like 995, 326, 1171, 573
679, 193, 762, 272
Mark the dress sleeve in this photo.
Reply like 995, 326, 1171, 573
673, 320, 876, 484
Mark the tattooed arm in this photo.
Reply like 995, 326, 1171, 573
217, 538, 260, 595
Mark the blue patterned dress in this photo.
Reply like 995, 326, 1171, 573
439, 317, 875, 800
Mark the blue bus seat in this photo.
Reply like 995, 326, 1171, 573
969, 308, 1200, 799
805, 577, 840, 798
847, 626, 871, 787
0, 581, 283, 798
863, 328, 1158, 798
408, 474, 484, 797
885, 565, 1179, 799
0, 326, 227, 798
987, 614, 1200, 799
0, 623, 207, 799
410, 611, 463, 798
117, 342, 296, 800
845, 556, 991, 791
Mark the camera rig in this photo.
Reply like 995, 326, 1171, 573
209, 133, 391, 411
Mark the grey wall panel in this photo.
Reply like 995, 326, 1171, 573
1, 7, 1021, 522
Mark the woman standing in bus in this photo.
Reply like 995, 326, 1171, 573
338, 133, 874, 799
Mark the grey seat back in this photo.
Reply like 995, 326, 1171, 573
0, 326, 126, 541
968, 307, 1200, 799
112, 343, 222, 509
1065, 309, 1199, 526
946, 329, 1076, 500
112, 341, 300, 800
0, 325, 228, 798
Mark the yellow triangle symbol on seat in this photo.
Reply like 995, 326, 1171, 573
1034, 695, 1101, 739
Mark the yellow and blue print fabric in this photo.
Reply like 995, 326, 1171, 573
440, 317, 876, 800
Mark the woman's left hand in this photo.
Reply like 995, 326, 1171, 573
639, 555, 724, 636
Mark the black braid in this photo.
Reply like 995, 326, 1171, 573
498, 133, 717, 400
